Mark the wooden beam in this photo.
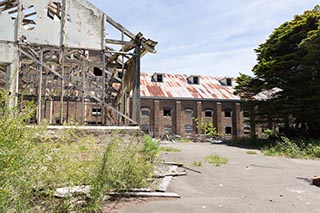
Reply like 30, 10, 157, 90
105, 14, 136, 40
105, 38, 133, 46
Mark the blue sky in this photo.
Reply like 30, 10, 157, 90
90, 0, 319, 77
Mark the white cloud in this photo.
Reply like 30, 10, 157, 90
90, 0, 319, 77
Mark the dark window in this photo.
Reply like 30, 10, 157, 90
205, 110, 213, 117
92, 107, 102, 116
118, 72, 123, 79
141, 108, 150, 116
244, 125, 251, 134
185, 124, 193, 133
225, 126, 232, 134
193, 76, 199, 84
156, 74, 163, 82
226, 78, 232, 86
163, 109, 171, 117
224, 110, 232, 117
94, 67, 103, 76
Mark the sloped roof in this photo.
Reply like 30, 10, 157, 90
140, 73, 240, 100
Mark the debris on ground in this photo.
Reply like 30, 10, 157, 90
312, 176, 320, 186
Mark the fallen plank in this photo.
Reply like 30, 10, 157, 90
162, 162, 183, 167
156, 176, 173, 192
153, 172, 187, 178
121, 188, 152, 192
182, 166, 201, 174
110, 191, 181, 198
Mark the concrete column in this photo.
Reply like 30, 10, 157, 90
7, 52, 19, 109
216, 102, 222, 135
233, 102, 241, 139
176, 101, 182, 136
196, 101, 202, 134
154, 100, 160, 137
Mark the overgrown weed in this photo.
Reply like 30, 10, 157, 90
0, 91, 156, 212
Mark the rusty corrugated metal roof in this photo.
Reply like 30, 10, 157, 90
140, 73, 240, 100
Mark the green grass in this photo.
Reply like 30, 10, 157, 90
174, 138, 191, 143
160, 146, 181, 152
204, 154, 228, 166
247, 150, 257, 155
0, 91, 155, 212
193, 161, 202, 167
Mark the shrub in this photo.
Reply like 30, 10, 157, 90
87, 136, 153, 211
144, 135, 160, 162
262, 136, 320, 159
0, 91, 155, 212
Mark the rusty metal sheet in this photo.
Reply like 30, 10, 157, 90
65, 0, 104, 50
140, 73, 240, 100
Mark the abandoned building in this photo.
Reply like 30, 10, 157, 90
0, 0, 157, 126
139, 72, 250, 139
0, 0, 253, 139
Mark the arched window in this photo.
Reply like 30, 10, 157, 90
244, 125, 251, 134
185, 108, 193, 119
141, 108, 150, 117
185, 124, 194, 133
204, 108, 213, 117
225, 126, 232, 135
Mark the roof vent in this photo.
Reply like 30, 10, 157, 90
220, 77, 233, 86
187, 75, 200, 85
152, 73, 164, 83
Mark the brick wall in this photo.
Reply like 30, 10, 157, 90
141, 98, 244, 139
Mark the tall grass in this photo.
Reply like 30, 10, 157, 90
0, 91, 156, 212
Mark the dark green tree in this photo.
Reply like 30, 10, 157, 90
235, 6, 320, 138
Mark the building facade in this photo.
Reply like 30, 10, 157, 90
139, 72, 250, 139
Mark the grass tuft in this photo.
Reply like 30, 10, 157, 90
160, 146, 181, 152
204, 154, 228, 166
247, 150, 257, 155
193, 161, 202, 167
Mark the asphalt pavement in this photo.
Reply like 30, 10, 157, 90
114, 141, 320, 213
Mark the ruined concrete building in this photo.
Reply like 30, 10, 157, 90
0, 0, 157, 125
0, 0, 252, 139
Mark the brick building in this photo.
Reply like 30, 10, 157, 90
139, 72, 249, 139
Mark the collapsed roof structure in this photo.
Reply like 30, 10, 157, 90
0, 0, 157, 125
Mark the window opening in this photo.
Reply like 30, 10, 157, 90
225, 126, 232, 134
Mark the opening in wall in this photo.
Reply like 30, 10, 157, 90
141, 108, 150, 117
225, 126, 232, 134
163, 108, 171, 117
185, 124, 193, 133
92, 107, 102, 116
205, 109, 213, 117
224, 109, 232, 117
185, 108, 193, 119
